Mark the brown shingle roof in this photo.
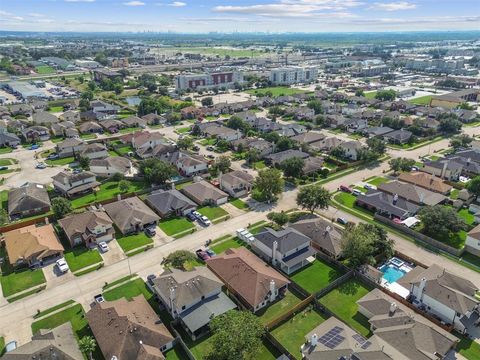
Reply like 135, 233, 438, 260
398, 172, 452, 194
206, 247, 289, 309
104, 196, 159, 234
86, 296, 174, 360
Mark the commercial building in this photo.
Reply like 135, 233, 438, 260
175, 71, 243, 91
269, 66, 318, 85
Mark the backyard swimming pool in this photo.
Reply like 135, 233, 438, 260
380, 264, 407, 284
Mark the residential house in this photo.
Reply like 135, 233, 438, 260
145, 189, 197, 217
1, 323, 83, 360
104, 196, 160, 234
91, 100, 120, 115
356, 288, 459, 360
290, 218, 343, 259
3, 224, 64, 267
219, 170, 254, 198
131, 131, 169, 155
79, 121, 103, 134
122, 115, 147, 128
100, 119, 125, 133
58, 209, 114, 247
383, 129, 413, 144
231, 138, 275, 157
377, 181, 446, 206
310, 136, 343, 152
206, 247, 290, 312
275, 123, 306, 137
181, 181, 228, 206
22, 126, 50, 142
79, 143, 108, 160
338, 141, 362, 161
0, 127, 20, 148
175, 152, 209, 177
398, 172, 452, 195
87, 296, 174, 360
265, 149, 310, 166
201, 124, 242, 142
9, 103, 33, 116
52, 171, 100, 197
8, 182, 51, 220
303, 157, 325, 175
89, 156, 133, 177
344, 118, 368, 133
466, 224, 480, 256
60, 110, 81, 123
301, 317, 393, 360
290, 131, 325, 145
142, 113, 166, 125
51, 121, 76, 138
252, 227, 315, 274
55, 138, 86, 158
398, 264, 479, 332
152, 267, 237, 339
365, 126, 394, 137
32, 111, 58, 125
422, 158, 464, 181
138, 142, 177, 160
356, 190, 419, 220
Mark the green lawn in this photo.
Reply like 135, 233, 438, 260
252, 160, 266, 169
334, 192, 357, 209
0, 247, 46, 297
245, 86, 307, 97
257, 290, 303, 325
70, 180, 146, 208
64, 248, 103, 273
35, 65, 55, 74
45, 156, 75, 166
176, 126, 191, 134
48, 106, 64, 113
31, 303, 104, 359
199, 138, 216, 146
0, 147, 12, 154
319, 279, 372, 337
164, 345, 190, 360
271, 308, 328, 355
119, 127, 140, 134
290, 260, 344, 294
0, 337, 4, 357
103, 278, 154, 303
197, 206, 229, 221
0, 158, 17, 166
450, 189, 460, 200
366, 176, 389, 187
364, 91, 377, 99
229, 198, 249, 210
80, 133, 97, 140
158, 217, 195, 237
408, 95, 433, 105
457, 208, 475, 226
34, 299, 76, 319
115, 145, 133, 155
175, 181, 193, 190
210, 237, 245, 254
456, 332, 480, 360
116, 231, 154, 253
0, 189, 7, 210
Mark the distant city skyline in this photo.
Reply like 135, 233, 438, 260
0, 0, 479, 33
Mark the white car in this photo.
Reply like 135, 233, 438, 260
199, 215, 211, 226
363, 184, 377, 191
192, 211, 201, 219
98, 241, 109, 252
56, 258, 69, 273
35, 162, 47, 169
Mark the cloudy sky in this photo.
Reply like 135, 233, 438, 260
0, 0, 479, 33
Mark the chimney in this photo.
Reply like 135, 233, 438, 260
310, 333, 318, 346
45, 217, 49, 225
441, 161, 448, 179
392, 194, 398, 205
389, 302, 397, 316
117, 193, 122, 201
418, 277, 427, 302
169, 287, 176, 317
269, 280, 276, 302
272, 240, 278, 266
419, 193, 425, 204
325, 226, 331, 235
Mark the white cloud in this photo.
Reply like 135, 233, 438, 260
28, 13, 46, 18
213, 0, 362, 18
123, 0, 145, 5
370, 1, 416, 11
169, 1, 186, 6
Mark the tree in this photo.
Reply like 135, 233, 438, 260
253, 168, 284, 203
177, 136, 193, 150
0, 208, 8, 225
118, 180, 130, 193
139, 158, 177, 185
206, 310, 265, 360
111, 172, 125, 182
226, 116, 250, 133
163, 250, 197, 269
213, 155, 231, 174
450, 134, 473, 150
388, 157, 415, 174
113, 83, 123, 95
439, 117, 462, 134
79, 336, 96, 360
458, 102, 474, 110
467, 176, 480, 197
296, 185, 331, 214
341, 223, 394, 268
201, 97, 213, 107
51, 197, 72, 219
247, 149, 261, 164
307, 99, 323, 115
418, 205, 466, 240
78, 156, 90, 170
366, 137, 386, 155
355, 89, 364, 97
375, 89, 396, 101
280, 157, 304, 178
267, 211, 289, 227
216, 139, 230, 152
276, 136, 294, 152
262, 131, 280, 144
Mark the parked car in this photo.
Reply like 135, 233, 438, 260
29, 144, 40, 150
206, 249, 216, 257
192, 210, 201, 219
0, 166, 8, 171
73, 168, 82, 174
339, 185, 352, 193
145, 226, 156, 237
186, 212, 196, 221
56, 258, 69, 273
196, 249, 211, 261
364, 184, 376, 190
192, 145, 200, 151
94, 294, 105, 303
337, 217, 348, 225
35, 162, 47, 169
5, 340, 17, 353
146, 274, 157, 286
352, 189, 364, 196
199, 215, 211, 226
206, 146, 215, 151
98, 241, 109, 252
206, 154, 215, 159
47, 153, 59, 160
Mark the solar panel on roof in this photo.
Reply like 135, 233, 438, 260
352, 334, 367, 344
361, 341, 372, 349
318, 327, 345, 349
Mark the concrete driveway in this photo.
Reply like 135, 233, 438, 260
100, 240, 126, 266
42, 262, 74, 288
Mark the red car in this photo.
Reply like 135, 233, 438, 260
339, 185, 352, 193
196, 249, 211, 261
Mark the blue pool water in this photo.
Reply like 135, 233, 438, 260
380, 265, 406, 284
